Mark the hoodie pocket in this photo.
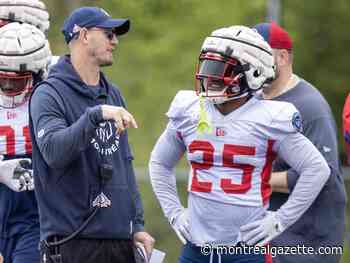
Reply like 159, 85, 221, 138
86, 184, 136, 239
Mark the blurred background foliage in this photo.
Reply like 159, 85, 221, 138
42, 1, 350, 262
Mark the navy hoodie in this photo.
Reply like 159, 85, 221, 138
29, 55, 144, 241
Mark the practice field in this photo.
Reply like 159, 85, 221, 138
137, 176, 350, 263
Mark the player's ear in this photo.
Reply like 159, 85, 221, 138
281, 49, 292, 65
275, 49, 290, 66
78, 28, 89, 44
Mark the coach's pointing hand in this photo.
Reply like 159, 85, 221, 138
101, 105, 138, 134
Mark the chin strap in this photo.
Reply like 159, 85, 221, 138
197, 95, 212, 134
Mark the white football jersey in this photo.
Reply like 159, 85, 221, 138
0, 102, 31, 156
167, 90, 302, 208
151, 90, 326, 245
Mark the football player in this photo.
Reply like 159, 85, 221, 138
149, 25, 330, 263
0, 6, 51, 262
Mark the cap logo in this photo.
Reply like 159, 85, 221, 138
100, 8, 110, 17
72, 24, 82, 33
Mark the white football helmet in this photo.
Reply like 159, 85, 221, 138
0, 0, 49, 34
195, 25, 275, 104
0, 22, 51, 108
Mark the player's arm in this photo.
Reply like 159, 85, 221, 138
241, 106, 330, 246
273, 116, 338, 193
275, 132, 330, 226
30, 85, 104, 169
241, 132, 330, 245
269, 171, 289, 193
149, 123, 189, 244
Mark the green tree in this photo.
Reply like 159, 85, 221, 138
282, 0, 350, 162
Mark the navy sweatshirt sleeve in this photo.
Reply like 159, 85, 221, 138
119, 94, 145, 232
126, 160, 145, 233
30, 84, 104, 168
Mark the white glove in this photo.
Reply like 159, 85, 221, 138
0, 156, 34, 192
169, 209, 190, 244
240, 211, 285, 246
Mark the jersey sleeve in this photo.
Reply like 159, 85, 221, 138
149, 91, 197, 221
271, 103, 302, 133
268, 101, 330, 229
149, 122, 186, 221
166, 90, 199, 133
268, 103, 303, 152
275, 132, 330, 229
282, 115, 339, 189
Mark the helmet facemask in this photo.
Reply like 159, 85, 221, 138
0, 19, 9, 27
195, 52, 250, 104
0, 71, 33, 108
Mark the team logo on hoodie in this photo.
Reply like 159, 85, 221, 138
90, 121, 120, 155
92, 192, 112, 208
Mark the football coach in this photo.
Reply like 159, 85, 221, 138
29, 6, 154, 263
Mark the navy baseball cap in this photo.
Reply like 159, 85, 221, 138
253, 22, 293, 50
62, 6, 130, 43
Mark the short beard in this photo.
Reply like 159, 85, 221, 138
99, 60, 113, 67
89, 49, 114, 67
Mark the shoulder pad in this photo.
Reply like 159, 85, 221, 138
166, 90, 198, 119
166, 90, 199, 131
263, 100, 302, 134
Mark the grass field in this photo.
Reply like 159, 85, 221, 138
137, 176, 349, 263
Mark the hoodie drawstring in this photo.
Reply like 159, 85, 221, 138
209, 249, 222, 263
209, 249, 214, 263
